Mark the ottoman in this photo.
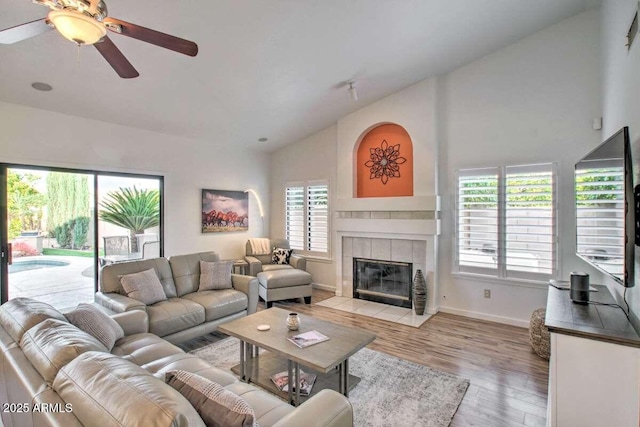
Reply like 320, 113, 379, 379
257, 269, 313, 308
529, 308, 550, 360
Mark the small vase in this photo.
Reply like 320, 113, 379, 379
286, 313, 300, 331
413, 270, 427, 316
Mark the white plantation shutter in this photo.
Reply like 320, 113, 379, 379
285, 181, 329, 255
456, 164, 556, 280
285, 186, 305, 250
457, 169, 499, 274
307, 184, 329, 253
505, 165, 555, 279
575, 163, 624, 281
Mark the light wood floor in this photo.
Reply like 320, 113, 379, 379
181, 289, 549, 427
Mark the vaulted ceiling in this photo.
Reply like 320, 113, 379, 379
0, 0, 598, 151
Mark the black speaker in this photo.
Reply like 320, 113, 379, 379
570, 272, 589, 304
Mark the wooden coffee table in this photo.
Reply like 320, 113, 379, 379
218, 307, 376, 406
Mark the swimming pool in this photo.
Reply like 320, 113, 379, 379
9, 259, 70, 273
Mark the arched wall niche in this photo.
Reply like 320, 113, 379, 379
354, 123, 414, 198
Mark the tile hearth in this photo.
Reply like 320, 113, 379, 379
316, 296, 431, 328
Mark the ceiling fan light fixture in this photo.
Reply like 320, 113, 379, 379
48, 9, 106, 45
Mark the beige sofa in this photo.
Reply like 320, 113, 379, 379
0, 298, 353, 427
96, 251, 259, 344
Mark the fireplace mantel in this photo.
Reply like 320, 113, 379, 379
335, 218, 440, 236
334, 194, 440, 236
334, 195, 439, 212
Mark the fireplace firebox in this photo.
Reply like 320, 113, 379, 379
353, 258, 412, 308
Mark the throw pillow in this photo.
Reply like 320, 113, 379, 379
119, 268, 167, 305
272, 247, 293, 265
65, 303, 125, 350
165, 370, 258, 427
199, 261, 233, 291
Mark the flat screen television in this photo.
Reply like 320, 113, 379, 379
575, 126, 634, 287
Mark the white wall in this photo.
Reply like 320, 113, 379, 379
271, 9, 602, 326
600, 0, 640, 331
270, 125, 337, 288
336, 78, 439, 199
271, 9, 603, 326
270, 79, 440, 290
0, 102, 270, 260
438, 9, 602, 326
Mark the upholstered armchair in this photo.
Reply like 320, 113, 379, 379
244, 238, 307, 277
245, 238, 312, 307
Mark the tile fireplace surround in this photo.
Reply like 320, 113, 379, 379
334, 199, 440, 315
344, 236, 426, 298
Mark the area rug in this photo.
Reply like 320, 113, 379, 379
190, 337, 469, 427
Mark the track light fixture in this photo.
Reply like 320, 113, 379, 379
348, 80, 358, 101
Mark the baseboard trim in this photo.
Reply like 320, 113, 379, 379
311, 283, 336, 292
426, 305, 440, 315
439, 306, 529, 328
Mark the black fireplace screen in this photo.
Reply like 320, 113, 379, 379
353, 258, 412, 308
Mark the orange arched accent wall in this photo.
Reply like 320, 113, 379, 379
356, 124, 413, 198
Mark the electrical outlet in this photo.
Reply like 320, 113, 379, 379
484, 289, 491, 298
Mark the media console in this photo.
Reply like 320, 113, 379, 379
545, 285, 640, 427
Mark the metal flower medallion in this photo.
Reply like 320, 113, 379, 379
364, 140, 407, 184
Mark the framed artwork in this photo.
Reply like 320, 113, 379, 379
202, 189, 249, 233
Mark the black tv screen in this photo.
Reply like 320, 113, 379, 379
575, 127, 634, 287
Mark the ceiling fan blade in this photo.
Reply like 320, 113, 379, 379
104, 17, 198, 57
94, 36, 139, 78
0, 18, 52, 45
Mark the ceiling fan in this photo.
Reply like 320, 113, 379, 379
0, 0, 198, 78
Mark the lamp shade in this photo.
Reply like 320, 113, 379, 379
48, 10, 106, 45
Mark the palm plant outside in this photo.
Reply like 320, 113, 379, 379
99, 187, 160, 253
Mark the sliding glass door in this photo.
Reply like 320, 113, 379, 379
0, 164, 163, 312
97, 175, 162, 266
4, 168, 95, 311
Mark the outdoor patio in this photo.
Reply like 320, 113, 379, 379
8, 255, 96, 312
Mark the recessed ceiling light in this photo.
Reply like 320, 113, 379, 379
31, 82, 53, 92
258, 137, 268, 142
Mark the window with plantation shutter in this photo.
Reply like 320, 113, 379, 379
285, 186, 305, 250
456, 164, 557, 281
285, 181, 329, 256
307, 184, 329, 253
457, 169, 499, 274
505, 165, 555, 278
575, 162, 624, 281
